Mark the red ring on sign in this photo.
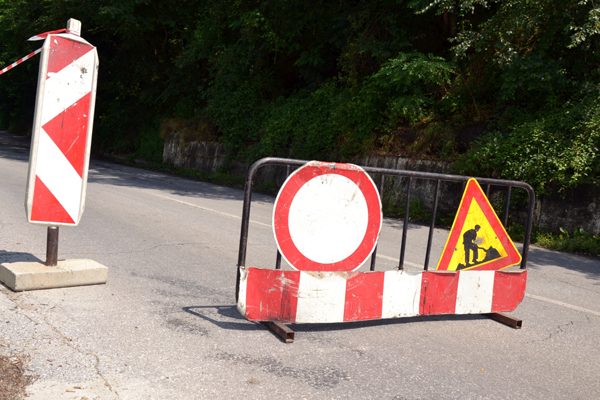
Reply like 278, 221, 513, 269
273, 162, 382, 272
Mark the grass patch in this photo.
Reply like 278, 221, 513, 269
508, 225, 600, 256
534, 228, 600, 255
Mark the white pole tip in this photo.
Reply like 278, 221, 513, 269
67, 19, 81, 36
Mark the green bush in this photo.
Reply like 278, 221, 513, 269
508, 224, 600, 255
259, 85, 346, 160
536, 228, 600, 255
499, 54, 569, 109
1, 0, 600, 208
204, 50, 456, 163
455, 90, 600, 195
363, 53, 456, 126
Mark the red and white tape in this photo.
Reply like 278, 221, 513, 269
0, 29, 71, 77
238, 267, 527, 323
0, 48, 42, 77
28, 28, 68, 41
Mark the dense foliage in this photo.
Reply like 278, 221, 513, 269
0, 0, 599, 194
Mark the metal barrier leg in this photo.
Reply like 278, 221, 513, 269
263, 321, 295, 343
485, 312, 522, 329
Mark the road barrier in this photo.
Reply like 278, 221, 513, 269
25, 18, 99, 228
0, 19, 107, 292
236, 158, 535, 342
24, 18, 99, 267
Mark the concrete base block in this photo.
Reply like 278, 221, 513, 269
0, 259, 108, 291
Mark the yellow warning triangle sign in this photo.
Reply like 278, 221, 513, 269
436, 179, 521, 271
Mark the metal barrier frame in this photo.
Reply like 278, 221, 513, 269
236, 157, 536, 303
235, 157, 535, 343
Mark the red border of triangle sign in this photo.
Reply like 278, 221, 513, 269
436, 178, 521, 271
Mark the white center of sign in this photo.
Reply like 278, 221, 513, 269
288, 174, 369, 264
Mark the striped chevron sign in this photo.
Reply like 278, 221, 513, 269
238, 267, 527, 323
25, 26, 99, 226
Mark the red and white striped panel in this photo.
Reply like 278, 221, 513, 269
238, 267, 527, 323
25, 33, 99, 226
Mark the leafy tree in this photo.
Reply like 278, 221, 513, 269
0, 0, 598, 194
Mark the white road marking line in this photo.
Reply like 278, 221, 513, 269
149, 193, 426, 267
377, 254, 422, 269
148, 193, 270, 227
148, 192, 600, 318
525, 293, 600, 317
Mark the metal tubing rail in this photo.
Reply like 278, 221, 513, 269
236, 157, 535, 300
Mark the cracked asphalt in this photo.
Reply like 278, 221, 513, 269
1, 131, 599, 399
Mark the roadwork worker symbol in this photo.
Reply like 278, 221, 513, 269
457, 224, 501, 270
463, 225, 481, 265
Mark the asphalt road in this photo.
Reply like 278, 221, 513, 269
1, 131, 599, 399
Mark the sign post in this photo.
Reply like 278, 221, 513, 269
0, 19, 107, 291
46, 226, 59, 266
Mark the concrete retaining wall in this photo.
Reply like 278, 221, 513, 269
162, 134, 600, 235
162, 132, 227, 174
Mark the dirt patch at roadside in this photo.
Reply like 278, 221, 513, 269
0, 355, 33, 399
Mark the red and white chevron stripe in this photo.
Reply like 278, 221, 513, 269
238, 267, 527, 323
25, 32, 99, 226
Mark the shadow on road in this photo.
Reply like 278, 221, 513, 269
87, 161, 250, 203
527, 246, 600, 280
0, 130, 249, 204
290, 313, 489, 333
183, 304, 494, 335
183, 305, 262, 331
0, 131, 31, 163
0, 251, 42, 264
0, 131, 426, 235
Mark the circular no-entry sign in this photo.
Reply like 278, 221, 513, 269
273, 161, 382, 271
